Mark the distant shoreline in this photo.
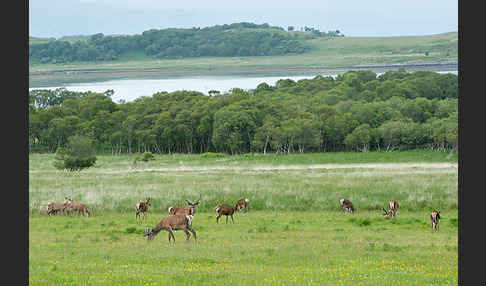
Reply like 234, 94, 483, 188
30, 61, 458, 77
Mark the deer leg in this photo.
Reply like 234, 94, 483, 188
226, 215, 228, 224
168, 229, 176, 243
231, 214, 234, 223
188, 226, 197, 241
183, 228, 191, 241
216, 214, 221, 223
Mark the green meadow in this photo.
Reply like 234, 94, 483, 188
29, 151, 458, 285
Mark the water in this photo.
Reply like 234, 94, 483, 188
29, 70, 458, 103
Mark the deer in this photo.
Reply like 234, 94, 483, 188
430, 210, 441, 231
135, 197, 151, 219
144, 214, 196, 243
46, 201, 68, 216
382, 200, 399, 218
339, 198, 355, 214
214, 204, 235, 224
235, 198, 250, 213
64, 197, 91, 217
168, 195, 201, 216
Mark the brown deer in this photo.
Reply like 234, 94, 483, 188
46, 201, 68, 216
235, 198, 250, 213
430, 210, 441, 231
214, 204, 235, 224
168, 195, 201, 216
144, 214, 196, 243
382, 200, 399, 218
65, 197, 91, 217
135, 197, 151, 219
339, 198, 355, 214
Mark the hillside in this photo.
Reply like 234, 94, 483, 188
29, 28, 457, 87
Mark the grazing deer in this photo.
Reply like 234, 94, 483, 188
135, 197, 151, 219
46, 201, 68, 216
144, 214, 196, 243
168, 195, 201, 216
214, 204, 235, 224
235, 198, 250, 213
339, 198, 355, 214
430, 210, 441, 231
382, 200, 399, 218
65, 197, 91, 217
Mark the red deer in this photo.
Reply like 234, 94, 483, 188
46, 201, 68, 216
135, 197, 151, 219
168, 195, 201, 216
144, 214, 196, 243
382, 200, 399, 218
65, 197, 91, 217
339, 198, 355, 214
430, 210, 441, 231
235, 198, 250, 213
214, 204, 235, 224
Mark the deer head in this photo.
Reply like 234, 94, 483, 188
186, 194, 201, 206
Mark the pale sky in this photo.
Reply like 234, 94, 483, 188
29, 0, 458, 38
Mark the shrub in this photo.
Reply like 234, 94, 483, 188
53, 135, 97, 171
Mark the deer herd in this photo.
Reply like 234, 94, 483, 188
45, 195, 442, 243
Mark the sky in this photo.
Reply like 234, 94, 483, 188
29, 0, 458, 39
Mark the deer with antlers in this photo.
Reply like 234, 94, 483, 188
64, 197, 91, 217
382, 200, 399, 218
144, 214, 196, 243
235, 198, 250, 213
339, 198, 355, 214
214, 204, 235, 224
135, 197, 151, 219
430, 210, 441, 231
168, 195, 201, 216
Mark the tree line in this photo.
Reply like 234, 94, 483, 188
29, 69, 458, 154
29, 22, 341, 64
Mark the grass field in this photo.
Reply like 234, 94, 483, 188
29, 32, 458, 87
29, 151, 458, 285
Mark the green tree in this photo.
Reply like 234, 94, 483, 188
344, 124, 373, 152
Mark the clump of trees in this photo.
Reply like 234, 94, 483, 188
29, 22, 338, 63
29, 69, 458, 155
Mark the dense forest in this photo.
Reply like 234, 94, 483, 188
29, 23, 342, 64
29, 69, 458, 154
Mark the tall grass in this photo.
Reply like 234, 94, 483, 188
29, 151, 457, 214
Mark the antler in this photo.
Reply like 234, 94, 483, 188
194, 194, 202, 205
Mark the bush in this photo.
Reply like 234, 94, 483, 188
53, 135, 97, 171
133, 152, 156, 165
140, 152, 155, 162
200, 152, 226, 158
